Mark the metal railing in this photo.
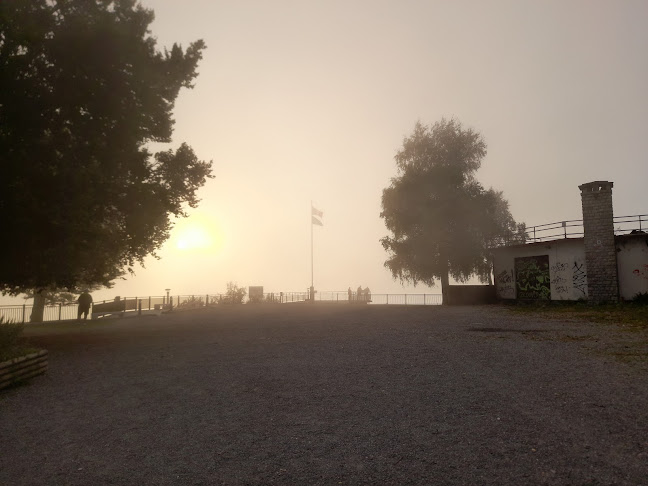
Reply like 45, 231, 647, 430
522, 214, 647, 243
0, 291, 443, 323
313, 291, 442, 305
0, 303, 79, 323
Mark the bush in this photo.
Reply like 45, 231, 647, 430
632, 292, 648, 305
0, 317, 30, 362
177, 295, 204, 308
218, 282, 246, 304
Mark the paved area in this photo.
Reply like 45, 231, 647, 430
1, 304, 647, 485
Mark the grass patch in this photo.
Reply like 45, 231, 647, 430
0, 319, 39, 362
507, 301, 648, 330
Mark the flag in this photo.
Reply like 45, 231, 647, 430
311, 205, 323, 226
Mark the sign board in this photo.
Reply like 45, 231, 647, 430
248, 286, 264, 303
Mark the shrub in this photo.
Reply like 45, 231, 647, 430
218, 282, 246, 304
177, 295, 204, 308
0, 317, 30, 362
632, 292, 648, 305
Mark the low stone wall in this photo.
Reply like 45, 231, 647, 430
0, 350, 48, 391
446, 285, 496, 305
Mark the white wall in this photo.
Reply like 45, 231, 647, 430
616, 235, 648, 300
493, 239, 587, 301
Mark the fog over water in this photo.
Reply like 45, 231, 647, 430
5, 1, 648, 304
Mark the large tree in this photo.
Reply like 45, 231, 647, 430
380, 119, 524, 303
0, 0, 212, 319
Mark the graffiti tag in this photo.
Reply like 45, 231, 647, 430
572, 262, 587, 296
515, 256, 551, 300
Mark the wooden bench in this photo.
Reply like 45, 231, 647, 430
91, 298, 138, 319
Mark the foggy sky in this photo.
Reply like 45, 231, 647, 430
7, 0, 648, 303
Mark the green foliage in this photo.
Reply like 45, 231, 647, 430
23, 289, 84, 305
0, 0, 212, 296
177, 295, 205, 309
0, 317, 29, 362
217, 282, 247, 304
632, 292, 648, 305
380, 119, 522, 294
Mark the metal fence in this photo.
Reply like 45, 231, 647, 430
521, 214, 646, 243
0, 291, 443, 323
0, 303, 79, 323
314, 291, 442, 305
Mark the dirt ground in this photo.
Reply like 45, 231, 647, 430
1, 304, 647, 485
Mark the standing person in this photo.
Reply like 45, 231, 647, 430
348, 287, 353, 302
77, 290, 93, 321
364, 287, 371, 303
357, 285, 363, 302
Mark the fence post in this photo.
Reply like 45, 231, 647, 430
149, 296, 151, 310
424, 294, 426, 305
22, 304, 25, 323
386, 294, 389, 305
58, 303, 62, 321
405, 294, 407, 305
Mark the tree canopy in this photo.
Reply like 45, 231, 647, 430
380, 119, 524, 302
0, 0, 212, 299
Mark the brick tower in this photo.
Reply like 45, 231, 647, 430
579, 181, 619, 303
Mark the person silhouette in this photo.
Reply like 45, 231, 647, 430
357, 285, 363, 302
77, 290, 93, 320
348, 287, 352, 302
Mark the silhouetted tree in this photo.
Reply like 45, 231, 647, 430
0, 0, 212, 320
380, 119, 524, 304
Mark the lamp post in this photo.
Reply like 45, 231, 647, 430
165, 289, 170, 306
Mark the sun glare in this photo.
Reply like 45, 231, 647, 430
177, 226, 211, 250
173, 213, 222, 253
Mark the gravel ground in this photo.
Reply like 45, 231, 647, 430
1, 304, 647, 485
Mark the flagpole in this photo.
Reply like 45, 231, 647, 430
311, 200, 314, 288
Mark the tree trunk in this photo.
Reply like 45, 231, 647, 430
30, 289, 46, 323
440, 256, 450, 305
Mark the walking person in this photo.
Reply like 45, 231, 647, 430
77, 290, 93, 321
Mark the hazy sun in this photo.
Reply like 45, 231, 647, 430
173, 213, 222, 252
177, 226, 211, 250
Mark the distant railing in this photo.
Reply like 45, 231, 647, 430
313, 291, 442, 305
0, 291, 443, 323
522, 214, 646, 243
0, 303, 78, 323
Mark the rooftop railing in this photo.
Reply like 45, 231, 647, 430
522, 214, 646, 243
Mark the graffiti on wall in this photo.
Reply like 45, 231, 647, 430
632, 264, 648, 279
515, 255, 551, 300
550, 262, 570, 296
496, 269, 515, 298
572, 262, 587, 296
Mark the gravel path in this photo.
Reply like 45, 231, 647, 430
1, 304, 647, 485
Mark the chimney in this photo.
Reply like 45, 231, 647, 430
579, 181, 618, 303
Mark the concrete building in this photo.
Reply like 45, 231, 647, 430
492, 181, 647, 303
